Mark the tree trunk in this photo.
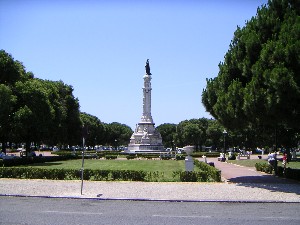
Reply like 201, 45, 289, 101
1, 141, 6, 154
25, 141, 31, 157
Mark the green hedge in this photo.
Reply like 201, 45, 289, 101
191, 152, 221, 158
0, 167, 147, 181
277, 167, 300, 181
138, 154, 160, 159
194, 160, 221, 182
105, 155, 117, 160
160, 155, 172, 160
175, 154, 185, 160
0, 156, 78, 167
126, 155, 136, 160
0, 166, 221, 182
255, 162, 273, 174
173, 171, 211, 182
255, 162, 300, 181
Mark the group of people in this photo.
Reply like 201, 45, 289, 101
267, 151, 288, 173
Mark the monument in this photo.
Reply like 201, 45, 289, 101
126, 59, 164, 153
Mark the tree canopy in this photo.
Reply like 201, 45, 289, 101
202, 0, 300, 148
0, 50, 134, 153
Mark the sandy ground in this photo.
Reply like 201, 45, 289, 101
1, 178, 300, 202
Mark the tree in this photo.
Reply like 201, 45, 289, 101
80, 112, 105, 147
0, 84, 16, 153
156, 123, 177, 148
202, 0, 300, 148
175, 118, 208, 150
50, 81, 82, 146
13, 79, 55, 153
205, 119, 224, 150
105, 122, 133, 147
182, 123, 202, 149
0, 50, 84, 152
0, 50, 21, 85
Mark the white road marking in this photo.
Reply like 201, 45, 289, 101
262, 216, 299, 220
43, 211, 103, 215
152, 215, 211, 218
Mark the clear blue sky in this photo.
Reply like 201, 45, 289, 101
0, 0, 267, 129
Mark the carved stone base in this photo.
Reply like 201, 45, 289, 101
126, 122, 164, 153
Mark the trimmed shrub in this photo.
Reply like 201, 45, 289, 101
160, 155, 172, 160
255, 162, 273, 174
256, 162, 300, 181
126, 155, 136, 160
194, 160, 221, 182
228, 154, 236, 160
277, 166, 300, 181
139, 154, 159, 159
1, 156, 79, 167
111, 170, 147, 181
173, 171, 209, 182
191, 152, 220, 158
105, 155, 117, 160
0, 165, 222, 182
175, 154, 185, 160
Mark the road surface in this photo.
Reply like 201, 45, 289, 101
0, 197, 299, 225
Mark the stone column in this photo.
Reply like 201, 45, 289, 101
141, 74, 153, 123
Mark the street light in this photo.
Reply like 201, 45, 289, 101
223, 129, 227, 161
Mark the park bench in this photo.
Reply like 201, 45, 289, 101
237, 154, 250, 160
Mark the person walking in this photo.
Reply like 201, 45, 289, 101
282, 152, 288, 174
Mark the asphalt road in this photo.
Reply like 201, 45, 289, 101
1, 197, 300, 225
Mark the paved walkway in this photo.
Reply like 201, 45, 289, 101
209, 156, 296, 184
0, 156, 300, 202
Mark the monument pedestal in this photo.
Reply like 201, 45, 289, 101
183, 146, 194, 171
127, 122, 164, 153
185, 156, 194, 172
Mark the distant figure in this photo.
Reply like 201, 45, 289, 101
145, 59, 151, 75
268, 152, 278, 174
282, 152, 288, 173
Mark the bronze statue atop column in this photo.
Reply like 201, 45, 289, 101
145, 59, 151, 75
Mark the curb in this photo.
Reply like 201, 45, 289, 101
1, 194, 300, 204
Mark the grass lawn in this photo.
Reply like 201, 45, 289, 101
20, 159, 189, 180
229, 159, 300, 169
23, 159, 184, 171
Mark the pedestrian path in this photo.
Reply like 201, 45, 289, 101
207, 157, 294, 184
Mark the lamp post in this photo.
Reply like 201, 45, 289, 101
223, 129, 227, 161
115, 139, 117, 150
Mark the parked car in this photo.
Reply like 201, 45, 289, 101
0, 152, 19, 159
52, 146, 60, 152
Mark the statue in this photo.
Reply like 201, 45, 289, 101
145, 59, 151, 75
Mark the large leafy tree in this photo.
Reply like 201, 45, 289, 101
0, 50, 32, 85
176, 118, 209, 150
0, 50, 21, 85
54, 82, 82, 146
0, 84, 16, 153
205, 119, 224, 149
13, 79, 55, 153
41, 80, 82, 146
0, 50, 83, 153
105, 122, 133, 147
80, 112, 105, 147
202, 0, 300, 148
156, 123, 177, 148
